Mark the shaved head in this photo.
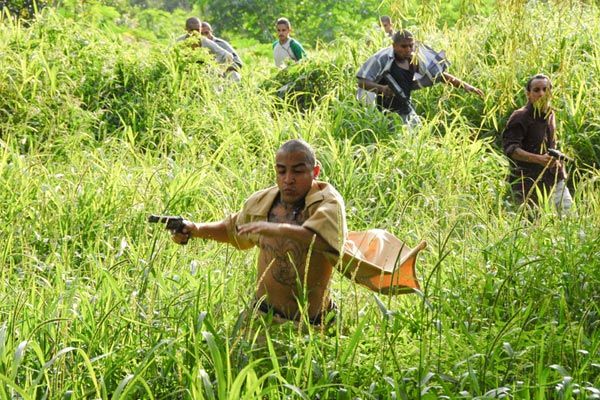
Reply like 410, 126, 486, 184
185, 17, 201, 32
277, 139, 316, 167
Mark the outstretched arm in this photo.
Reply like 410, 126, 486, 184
440, 72, 484, 97
171, 220, 232, 245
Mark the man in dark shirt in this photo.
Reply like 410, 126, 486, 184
357, 30, 483, 127
502, 74, 573, 213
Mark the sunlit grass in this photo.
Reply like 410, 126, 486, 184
1, 1, 599, 398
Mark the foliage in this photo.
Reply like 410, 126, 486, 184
0, 0, 48, 20
1, 1, 600, 399
260, 51, 355, 111
201, 0, 381, 45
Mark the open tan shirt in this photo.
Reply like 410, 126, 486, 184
224, 181, 422, 294
224, 181, 346, 253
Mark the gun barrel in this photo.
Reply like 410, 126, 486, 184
148, 214, 182, 223
548, 149, 573, 162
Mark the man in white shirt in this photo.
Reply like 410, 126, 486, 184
272, 17, 306, 68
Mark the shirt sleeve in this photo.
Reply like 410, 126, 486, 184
219, 40, 242, 67
202, 37, 233, 64
302, 198, 347, 255
502, 113, 526, 157
223, 211, 256, 250
357, 52, 383, 81
290, 39, 306, 61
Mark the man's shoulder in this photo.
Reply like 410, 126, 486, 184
246, 186, 277, 202
214, 37, 230, 46
242, 186, 278, 215
272, 40, 279, 49
307, 181, 344, 206
373, 46, 394, 58
507, 105, 531, 123
361, 46, 393, 66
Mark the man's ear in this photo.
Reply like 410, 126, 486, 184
312, 164, 321, 179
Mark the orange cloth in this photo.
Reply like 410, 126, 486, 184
336, 230, 425, 294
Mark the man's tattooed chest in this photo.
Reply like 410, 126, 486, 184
259, 199, 308, 286
259, 239, 308, 286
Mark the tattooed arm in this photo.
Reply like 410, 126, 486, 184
236, 222, 335, 253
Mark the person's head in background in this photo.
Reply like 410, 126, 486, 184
526, 74, 553, 113
185, 17, 201, 33
276, 17, 292, 44
200, 21, 214, 40
379, 15, 394, 36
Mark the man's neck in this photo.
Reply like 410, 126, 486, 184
278, 196, 304, 212
269, 195, 305, 224
279, 37, 290, 45
528, 101, 550, 115
394, 56, 410, 68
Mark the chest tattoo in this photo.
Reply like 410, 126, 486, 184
260, 197, 308, 286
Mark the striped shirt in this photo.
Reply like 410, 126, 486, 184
356, 44, 449, 105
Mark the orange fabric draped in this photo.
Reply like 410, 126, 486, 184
336, 229, 426, 294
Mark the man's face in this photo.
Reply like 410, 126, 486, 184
381, 21, 393, 34
275, 151, 319, 205
186, 20, 200, 32
200, 26, 213, 39
393, 38, 415, 61
526, 78, 552, 111
276, 24, 290, 42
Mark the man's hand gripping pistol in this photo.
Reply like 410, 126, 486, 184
148, 215, 190, 244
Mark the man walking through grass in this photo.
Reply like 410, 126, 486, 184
273, 17, 306, 68
177, 17, 239, 80
357, 29, 484, 127
379, 15, 395, 37
502, 74, 573, 213
167, 139, 424, 326
200, 21, 243, 81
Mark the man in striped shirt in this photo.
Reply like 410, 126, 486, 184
357, 30, 483, 126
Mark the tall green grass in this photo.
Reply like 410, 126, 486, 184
1, 1, 599, 398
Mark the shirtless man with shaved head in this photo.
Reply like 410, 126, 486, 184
169, 139, 346, 325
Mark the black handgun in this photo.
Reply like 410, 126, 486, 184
548, 148, 573, 162
148, 215, 189, 244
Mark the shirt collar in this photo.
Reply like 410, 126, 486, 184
525, 102, 553, 120
245, 181, 326, 217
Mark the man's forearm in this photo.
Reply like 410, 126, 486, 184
189, 221, 231, 243
276, 224, 335, 252
358, 78, 385, 94
510, 147, 554, 167
442, 72, 467, 88
441, 72, 480, 93
235, 221, 337, 253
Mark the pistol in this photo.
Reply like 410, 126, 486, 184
548, 148, 573, 162
148, 215, 189, 244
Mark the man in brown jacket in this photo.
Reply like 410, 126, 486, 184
502, 74, 573, 213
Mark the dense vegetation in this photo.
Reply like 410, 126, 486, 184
0, 0, 599, 398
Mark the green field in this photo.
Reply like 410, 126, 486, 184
1, 1, 599, 398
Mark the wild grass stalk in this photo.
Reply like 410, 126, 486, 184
1, 1, 599, 398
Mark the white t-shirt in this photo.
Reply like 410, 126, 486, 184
273, 39, 295, 68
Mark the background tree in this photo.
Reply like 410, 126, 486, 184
1, 0, 49, 20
